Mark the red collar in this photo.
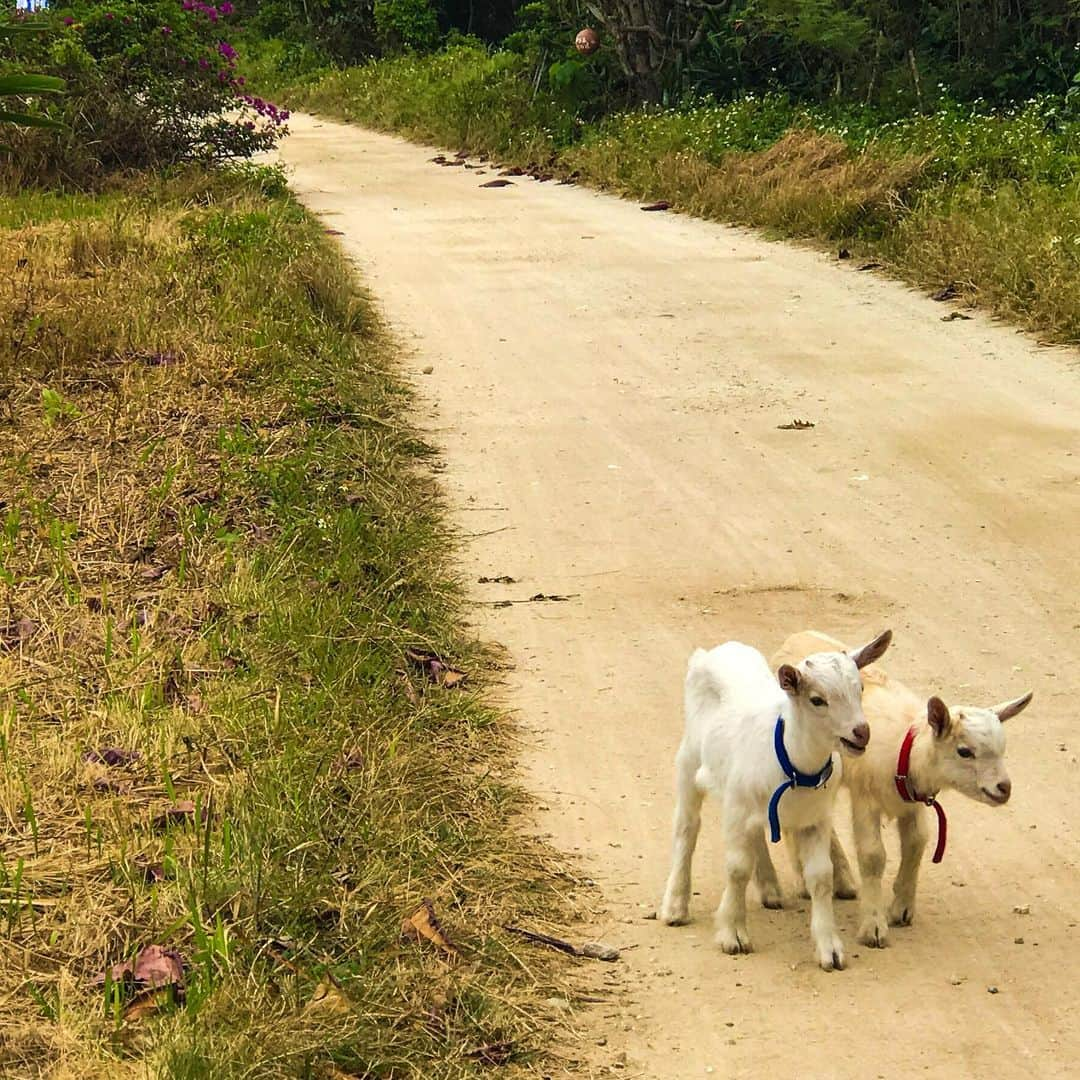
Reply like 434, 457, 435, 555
895, 727, 947, 863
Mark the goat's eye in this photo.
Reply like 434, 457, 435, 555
957, 747, 975, 759
809, 695, 827, 707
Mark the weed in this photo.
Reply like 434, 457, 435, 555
0, 173, 575, 1076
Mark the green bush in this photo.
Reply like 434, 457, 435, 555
1, 1, 287, 186
373, 0, 440, 54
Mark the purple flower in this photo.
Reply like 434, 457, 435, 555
63, 15, 74, 25
105, 12, 114, 19
161, 26, 172, 36
220, 2, 234, 15
198, 57, 210, 70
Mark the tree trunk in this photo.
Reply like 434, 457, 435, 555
591, 0, 709, 106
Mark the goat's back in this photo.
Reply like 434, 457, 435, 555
684, 641, 783, 751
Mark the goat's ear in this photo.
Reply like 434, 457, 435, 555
778, 665, 800, 695
928, 696, 951, 738
994, 691, 1033, 723
849, 629, 892, 670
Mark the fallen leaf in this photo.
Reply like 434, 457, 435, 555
118, 609, 152, 633
478, 575, 517, 584
83, 747, 142, 767
151, 800, 196, 830
857, 262, 882, 271
92, 944, 185, 992
466, 1042, 515, 1065
405, 648, 467, 688
499, 166, 525, 176
0, 617, 37, 650
85, 596, 105, 614
123, 988, 175, 1020
182, 692, 204, 714
398, 671, 420, 705
134, 858, 167, 884
142, 351, 181, 367
92, 776, 134, 795
481, 179, 514, 188
932, 284, 959, 302
305, 978, 352, 1015
776, 418, 816, 430
333, 748, 365, 773
941, 311, 972, 322
838, 248, 851, 260
139, 565, 170, 582
641, 201, 671, 211
454, 150, 468, 159
429, 155, 447, 164
324, 228, 345, 236
441, 159, 465, 167
402, 899, 458, 956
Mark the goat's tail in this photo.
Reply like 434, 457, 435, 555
684, 647, 723, 715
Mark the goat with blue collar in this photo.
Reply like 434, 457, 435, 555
658, 629, 892, 971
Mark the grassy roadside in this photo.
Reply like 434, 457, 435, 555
0, 167, 573, 1077
282, 46, 1080, 345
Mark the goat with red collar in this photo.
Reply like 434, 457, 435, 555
769, 630, 1032, 949
659, 630, 892, 971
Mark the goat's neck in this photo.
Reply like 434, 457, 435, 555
904, 727, 943, 797
781, 709, 835, 774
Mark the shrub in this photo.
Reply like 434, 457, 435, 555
373, 0, 440, 54
1, 1, 287, 186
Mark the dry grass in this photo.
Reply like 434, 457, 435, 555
0, 168, 585, 1078
569, 130, 929, 240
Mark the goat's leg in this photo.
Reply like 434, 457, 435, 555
796, 821, 845, 970
659, 746, 705, 926
751, 829, 784, 909
853, 806, 889, 947
889, 809, 928, 927
830, 830, 858, 900
715, 819, 755, 954
788, 828, 856, 900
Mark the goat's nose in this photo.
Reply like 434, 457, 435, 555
997, 779, 1012, 801
851, 722, 870, 748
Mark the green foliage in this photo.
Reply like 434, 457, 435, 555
374, 0, 440, 54
1, 2, 284, 187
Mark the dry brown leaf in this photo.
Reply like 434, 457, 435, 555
151, 800, 196, 830
401, 899, 458, 957
304, 978, 352, 1015
0, 617, 37, 650
466, 1041, 515, 1065
92, 944, 185, 992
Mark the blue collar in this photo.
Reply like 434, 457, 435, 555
767, 716, 834, 842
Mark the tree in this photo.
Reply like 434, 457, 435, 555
586, 0, 717, 104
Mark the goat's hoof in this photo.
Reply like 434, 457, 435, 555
761, 895, 784, 910
858, 921, 889, 948
817, 939, 846, 971
716, 928, 753, 955
659, 901, 690, 926
834, 884, 858, 901
888, 903, 914, 927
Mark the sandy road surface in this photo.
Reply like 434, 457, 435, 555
279, 114, 1080, 1079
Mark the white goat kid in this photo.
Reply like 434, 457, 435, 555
659, 630, 892, 971
769, 630, 1032, 948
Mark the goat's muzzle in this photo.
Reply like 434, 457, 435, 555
840, 722, 870, 756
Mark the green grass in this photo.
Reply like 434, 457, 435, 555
0, 165, 573, 1077
281, 46, 1080, 343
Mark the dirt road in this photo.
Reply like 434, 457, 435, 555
279, 114, 1080, 1079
